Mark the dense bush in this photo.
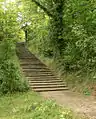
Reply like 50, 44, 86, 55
0, 40, 29, 94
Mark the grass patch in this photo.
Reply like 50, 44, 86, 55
0, 91, 85, 119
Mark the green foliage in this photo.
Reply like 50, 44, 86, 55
28, 0, 96, 74
0, 1, 29, 94
61, 0, 96, 72
0, 40, 29, 94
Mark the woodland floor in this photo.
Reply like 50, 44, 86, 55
40, 90, 96, 119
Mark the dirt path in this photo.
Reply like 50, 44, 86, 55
40, 91, 96, 119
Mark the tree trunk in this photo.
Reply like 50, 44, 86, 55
50, 0, 65, 56
25, 30, 28, 43
32, 0, 65, 56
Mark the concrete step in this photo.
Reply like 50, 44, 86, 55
31, 84, 67, 88
20, 59, 40, 62
29, 82, 66, 86
22, 70, 53, 73
32, 87, 68, 92
20, 62, 41, 65
20, 63, 46, 66
19, 57, 39, 59
23, 72, 54, 75
26, 77, 59, 80
20, 62, 42, 65
24, 73, 57, 77
28, 80, 63, 83
20, 59, 41, 62
22, 70, 54, 74
21, 66, 48, 69
22, 68, 52, 72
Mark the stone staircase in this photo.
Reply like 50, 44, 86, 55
16, 42, 68, 92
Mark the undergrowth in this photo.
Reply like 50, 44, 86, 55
42, 56, 96, 96
0, 40, 29, 94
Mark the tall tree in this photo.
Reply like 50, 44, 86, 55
32, 0, 65, 56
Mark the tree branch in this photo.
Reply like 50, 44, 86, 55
32, 0, 53, 17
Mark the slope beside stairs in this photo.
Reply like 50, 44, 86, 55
16, 42, 68, 92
